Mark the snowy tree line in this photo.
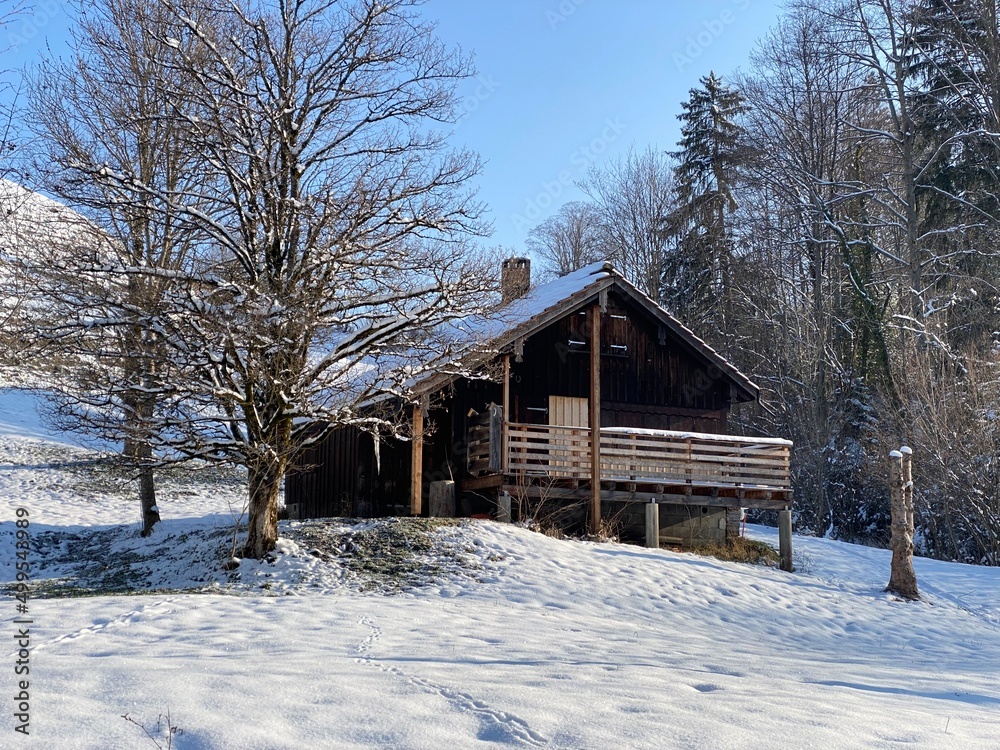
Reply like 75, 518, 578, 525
529, 0, 1000, 564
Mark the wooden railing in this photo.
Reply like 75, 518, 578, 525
466, 417, 492, 476
505, 422, 791, 494
506, 423, 593, 478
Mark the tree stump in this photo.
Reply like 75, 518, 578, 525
429, 481, 455, 518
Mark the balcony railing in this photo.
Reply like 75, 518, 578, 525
503, 422, 791, 498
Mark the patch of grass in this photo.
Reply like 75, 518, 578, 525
288, 517, 477, 593
693, 537, 780, 566
10, 582, 195, 599
9, 523, 238, 598
5, 514, 488, 599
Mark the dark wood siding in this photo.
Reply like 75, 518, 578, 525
286, 426, 410, 518
508, 291, 731, 429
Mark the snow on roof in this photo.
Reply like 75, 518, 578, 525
498, 259, 613, 331
450, 260, 612, 344
415, 259, 758, 400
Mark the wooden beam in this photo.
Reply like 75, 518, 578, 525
502, 484, 790, 510
410, 403, 424, 516
502, 355, 510, 474
459, 474, 503, 492
589, 304, 602, 534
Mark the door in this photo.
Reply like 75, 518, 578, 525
549, 396, 588, 475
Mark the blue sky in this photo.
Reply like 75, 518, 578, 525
2, 0, 784, 253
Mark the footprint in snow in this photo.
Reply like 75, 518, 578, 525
692, 683, 724, 693
12, 598, 180, 656
355, 616, 549, 748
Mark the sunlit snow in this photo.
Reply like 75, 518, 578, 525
2, 389, 999, 748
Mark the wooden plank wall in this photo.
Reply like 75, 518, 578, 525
285, 426, 411, 518
510, 291, 732, 430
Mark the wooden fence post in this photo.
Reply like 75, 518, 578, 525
778, 509, 793, 572
645, 500, 659, 548
886, 447, 919, 600
497, 491, 512, 523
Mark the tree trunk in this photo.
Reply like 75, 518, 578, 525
123, 303, 162, 537
886, 448, 919, 600
125, 382, 161, 537
136, 442, 160, 537
245, 460, 282, 558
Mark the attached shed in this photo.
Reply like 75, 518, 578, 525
287, 259, 792, 549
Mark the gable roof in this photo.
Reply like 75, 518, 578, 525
415, 260, 759, 403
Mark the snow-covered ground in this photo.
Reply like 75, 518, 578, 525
2, 388, 1000, 749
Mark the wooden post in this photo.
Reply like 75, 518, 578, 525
501, 355, 510, 474
645, 500, 660, 548
410, 402, 423, 516
488, 403, 503, 474
589, 305, 602, 535
778, 508, 793, 572
497, 491, 512, 523
886, 447, 919, 599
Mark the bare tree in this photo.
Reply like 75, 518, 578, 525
897, 348, 1000, 564
526, 201, 603, 278
25, 0, 212, 536
734, 6, 891, 536
815, 0, 1000, 341
580, 146, 675, 300
0, 1, 27, 176
904, 0, 1000, 352
53, 0, 495, 557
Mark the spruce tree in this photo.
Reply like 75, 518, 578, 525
904, 0, 1000, 350
665, 72, 749, 333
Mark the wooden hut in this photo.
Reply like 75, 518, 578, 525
286, 259, 792, 549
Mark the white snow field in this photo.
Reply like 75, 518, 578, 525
2, 389, 1000, 749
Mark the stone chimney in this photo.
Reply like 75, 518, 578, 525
501, 256, 531, 302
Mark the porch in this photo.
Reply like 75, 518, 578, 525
464, 419, 792, 510
460, 417, 793, 566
